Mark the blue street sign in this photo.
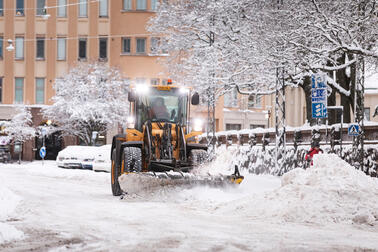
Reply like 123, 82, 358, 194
311, 74, 327, 88
311, 74, 328, 119
348, 124, 360, 136
39, 146, 46, 159
312, 103, 327, 118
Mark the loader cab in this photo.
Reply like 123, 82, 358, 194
129, 85, 195, 131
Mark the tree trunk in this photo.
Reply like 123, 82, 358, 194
327, 85, 336, 125
300, 76, 317, 125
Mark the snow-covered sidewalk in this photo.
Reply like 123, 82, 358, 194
0, 156, 378, 251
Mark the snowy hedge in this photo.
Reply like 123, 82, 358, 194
216, 144, 378, 177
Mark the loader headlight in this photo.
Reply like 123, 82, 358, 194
193, 119, 203, 132
135, 85, 149, 94
127, 116, 135, 129
179, 87, 189, 94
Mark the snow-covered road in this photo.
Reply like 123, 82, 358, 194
1, 160, 378, 251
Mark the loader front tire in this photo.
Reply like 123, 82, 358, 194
122, 147, 142, 173
111, 148, 122, 196
189, 149, 208, 167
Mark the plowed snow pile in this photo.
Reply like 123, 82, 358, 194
220, 154, 378, 225
0, 175, 24, 244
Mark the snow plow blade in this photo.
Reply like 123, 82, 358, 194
119, 165, 244, 195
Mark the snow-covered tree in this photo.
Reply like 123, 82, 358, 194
4, 106, 35, 143
148, 0, 378, 123
42, 61, 129, 145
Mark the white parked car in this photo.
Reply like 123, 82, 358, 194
56, 145, 99, 169
92, 145, 111, 172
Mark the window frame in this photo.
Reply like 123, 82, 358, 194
122, 37, 131, 54
35, 78, 45, 104
136, 0, 147, 10
364, 107, 371, 121
16, 0, 24, 16
136, 38, 146, 54
57, 37, 66, 60
57, 0, 67, 17
0, 78, 2, 103
224, 88, 238, 108
36, 0, 46, 16
99, 37, 107, 60
0, 0, 3, 16
99, 0, 108, 17
0, 37, 3, 59
36, 37, 45, 60
14, 77, 24, 104
150, 0, 157, 11
225, 124, 241, 131
248, 94, 262, 109
78, 38, 87, 60
123, 0, 132, 10
150, 37, 160, 54
15, 37, 24, 60
150, 78, 159, 85
78, 0, 88, 17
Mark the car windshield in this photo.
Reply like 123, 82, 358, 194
135, 87, 188, 130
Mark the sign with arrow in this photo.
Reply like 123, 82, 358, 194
311, 74, 328, 119
39, 146, 46, 159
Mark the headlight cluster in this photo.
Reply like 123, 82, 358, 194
193, 118, 203, 132
127, 116, 135, 129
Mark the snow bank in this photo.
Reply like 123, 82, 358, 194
0, 176, 24, 244
221, 154, 378, 225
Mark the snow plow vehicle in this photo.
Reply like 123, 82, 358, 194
111, 82, 243, 196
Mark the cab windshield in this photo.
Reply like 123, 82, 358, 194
135, 87, 188, 130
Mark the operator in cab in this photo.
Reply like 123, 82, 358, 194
151, 97, 170, 120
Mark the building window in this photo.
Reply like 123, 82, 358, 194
0, 37, 3, 58
36, 0, 46, 15
15, 78, 24, 104
57, 38, 66, 60
364, 107, 371, 121
36, 38, 45, 59
136, 38, 146, 54
15, 37, 24, 59
123, 0, 132, 10
136, 0, 147, 10
36, 78, 45, 104
0, 78, 2, 103
226, 124, 241, 131
248, 94, 262, 108
99, 38, 107, 60
99, 0, 108, 17
16, 0, 24, 16
0, 0, 3, 16
57, 0, 67, 17
250, 124, 265, 129
224, 88, 238, 107
79, 0, 87, 17
122, 38, 131, 53
150, 78, 159, 85
150, 37, 160, 54
150, 0, 157, 10
79, 38, 87, 60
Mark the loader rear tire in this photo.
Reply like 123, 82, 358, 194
122, 147, 142, 173
111, 148, 122, 196
189, 149, 208, 167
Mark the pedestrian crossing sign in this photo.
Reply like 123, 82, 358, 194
348, 124, 360, 136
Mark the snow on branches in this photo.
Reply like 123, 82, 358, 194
4, 106, 35, 143
43, 61, 129, 145
148, 0, 378, 96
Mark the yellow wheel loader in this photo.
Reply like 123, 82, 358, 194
111, 83, 243, 196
